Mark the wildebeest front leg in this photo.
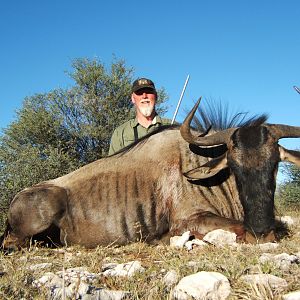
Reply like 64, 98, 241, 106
171, 211, 246, 241
2, 184, 67, 250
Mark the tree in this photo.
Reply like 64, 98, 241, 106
0, 57, 168, 221
278, 161, 300, 206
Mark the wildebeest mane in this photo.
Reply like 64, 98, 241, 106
109, 124, 180, 156
192, 99, 269, 131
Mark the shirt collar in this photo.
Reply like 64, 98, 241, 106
133, 114, 162, 127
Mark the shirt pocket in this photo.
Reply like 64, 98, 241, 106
124, 136, 135, 146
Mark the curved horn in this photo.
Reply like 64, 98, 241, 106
267, 124, 300, 140
180, 98, 236, 146
180, 98, 202, 144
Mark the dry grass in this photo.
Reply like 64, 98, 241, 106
0, 207, 299, 299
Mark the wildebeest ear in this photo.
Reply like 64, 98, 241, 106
183, 154, 228, 180
279, 146, 300, 166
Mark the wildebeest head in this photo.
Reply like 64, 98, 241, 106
180, 99, 300, 239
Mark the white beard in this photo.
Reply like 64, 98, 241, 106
139, 105, 154, 117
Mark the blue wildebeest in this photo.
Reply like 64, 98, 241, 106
2, 100, 300, 249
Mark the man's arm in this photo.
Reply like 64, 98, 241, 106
108, 128, 123, 155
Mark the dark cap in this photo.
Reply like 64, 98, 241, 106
132, 78, 156, 93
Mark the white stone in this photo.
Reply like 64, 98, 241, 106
50, 287, 65, 300
258, 242, 279, 252
19, 255, 49, 262
173, 290, 190, 300
33, 267, 99, 290
273, 253, 299, 270
259, 253, 275, 264
279, 216, 295, 226
83, 289, 131, 300
185, 239, 207, 250
102, 262, 118, 270
27, 262, 52, 271
203, 229, 237, 247
259, 253, 299, 271
56, 267, 98, 283
102, 260, 144, 277
170, 231, 191, 248
33, 266, 130, 300
186, 261, 198, 267
282, 290, 300, 300
65, 281, 90, 299
32, 272, 59, 288
241, 274, 288, 291
173, 271, 231, 300
163, 270, 179, 286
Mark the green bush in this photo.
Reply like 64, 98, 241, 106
278, 162, 300, 207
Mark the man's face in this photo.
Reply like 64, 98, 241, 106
131, 88, 157, 118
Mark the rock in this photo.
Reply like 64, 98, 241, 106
186, 261, 200, 268
259, 253, 299, 271
185, 239, 207, 251
33, 272, 60, 288
19, 255, 49, 262
33, 267, 99, 299
173, 271, 231, 300
56, 267, 98, 283
241, 274, 288, 291
279, 216, 295, 227
34, 269, 129, 300
259, 253, 273, 263
162, 270, 179, 286
170, 231, 208, 250
170, 231, 191, 248
82, 289, 131, 300
63, 281, 91, 299
173, 290, 190, 300
102, 260, 144, 277
282, 290, 300, 300
27, 262, 52, 271
258, 242, 279, 252
203, 229, 237, 247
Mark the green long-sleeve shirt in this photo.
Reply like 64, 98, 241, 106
108, 116, 171, 155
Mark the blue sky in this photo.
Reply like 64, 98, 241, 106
1, 0, 300, 155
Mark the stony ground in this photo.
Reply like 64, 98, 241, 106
0, 208, 300, 299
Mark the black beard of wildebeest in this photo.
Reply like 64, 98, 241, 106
1, 98, 300, 250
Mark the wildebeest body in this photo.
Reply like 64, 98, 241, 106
3, 100, 300, 249
4, 128, 241, 248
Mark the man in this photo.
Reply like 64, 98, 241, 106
108, 77, 171, 155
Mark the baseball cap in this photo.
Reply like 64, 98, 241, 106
132, 78, 156, 93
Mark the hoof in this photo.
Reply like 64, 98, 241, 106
244, 230, 276, 244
